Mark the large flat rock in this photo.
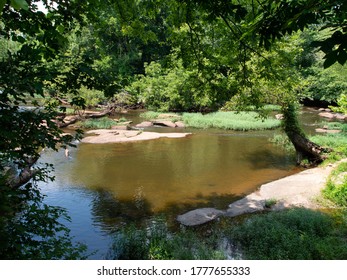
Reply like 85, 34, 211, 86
226, 196, 264, 217
82, 129, 191, 144
177, 208, 225, 226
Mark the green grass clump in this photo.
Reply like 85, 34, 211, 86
310, 133, 347, 160
323, 162, 347, 207
270, 133, 295, 151
140, 111, 182, 122
107, 218, 225, 260
182, 111, 280, 131
318, 121, 347, 132
140, 111, 161, 120
81, 117, 125, 129
228, 208, 347, 260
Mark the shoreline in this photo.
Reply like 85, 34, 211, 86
177, 161, 345, 226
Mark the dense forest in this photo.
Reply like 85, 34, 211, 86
1, 0, 347, 259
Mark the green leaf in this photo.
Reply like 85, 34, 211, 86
337, 50, 347, 65
10, 0, 29, 10
323, 51, 338, 68
0, 0, 6, 13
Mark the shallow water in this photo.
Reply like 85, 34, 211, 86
39, 107, 323, 259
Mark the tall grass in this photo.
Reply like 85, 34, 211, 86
310, 133, 347, 160
228, 208, 347, 260
323, 161, 347, 207
107, 209, 347, 260
81, 117, 128, 129
139, 111, 161, 120
182, 111, 280, 131
140, 111, 183, 122
106, 218, 225, 260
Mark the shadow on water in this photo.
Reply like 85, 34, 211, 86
243, 147, 296, 171
89, 186, 241, 234
90, 188, 153, 231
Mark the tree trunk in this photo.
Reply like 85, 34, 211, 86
282, 104, 329, 165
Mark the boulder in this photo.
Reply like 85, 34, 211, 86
135, 121, 153, 128
175, 121, 185, 128
275, 114, 284, 120
318, 112, 335, 119
226, 197, 264, 217
153, 120, 177, 128
177, 208, 225, 226
315, 128, 341, 134
336, 114, 346, 120
111, 125, 129, 130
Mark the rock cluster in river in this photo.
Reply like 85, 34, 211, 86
318, 108, 346, 120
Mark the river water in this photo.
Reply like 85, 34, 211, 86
38, 108, 322, 259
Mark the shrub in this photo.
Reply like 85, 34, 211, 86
107, 218, 225, 260
78, 86, 106, 108
323, 162, 347, 207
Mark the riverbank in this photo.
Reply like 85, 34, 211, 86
177, 160, 346, 226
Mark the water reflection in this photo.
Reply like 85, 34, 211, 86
67, 131, 295, 213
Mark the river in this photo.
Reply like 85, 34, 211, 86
38, 107, 323, 259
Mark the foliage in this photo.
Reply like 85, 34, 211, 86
302, 58, 347, 104
128, 53, 235, 112
81, 117, 128, 129
182, 111, 280, 131
0, 179, 87, 259
330, 94, 347, 114
240, 0, 347, 68
0, 1, 98, 259
77, 86, 106, 109
107, 217, 225, 260
270, 133, 295, 152
298, 26, 347, 104
229, 208, 347, 260
323, 162, 347, 207
310, 133, 347, 161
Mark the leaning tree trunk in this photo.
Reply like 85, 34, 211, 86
282, 104, 329, 165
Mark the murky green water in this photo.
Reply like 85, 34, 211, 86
39, 107, 323, 259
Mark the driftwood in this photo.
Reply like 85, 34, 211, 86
56, 105, 115, 128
